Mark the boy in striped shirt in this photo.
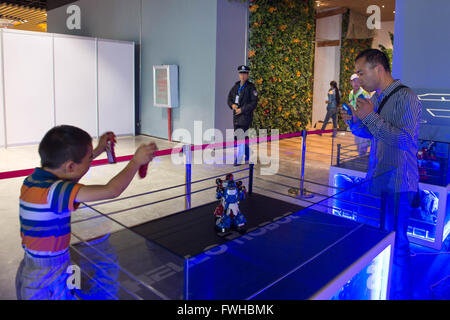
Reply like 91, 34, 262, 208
16, 125, 157, 299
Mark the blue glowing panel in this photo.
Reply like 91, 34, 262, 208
332, 173, 380, 228
330, 245, 391, 300
333, 173, 440, 243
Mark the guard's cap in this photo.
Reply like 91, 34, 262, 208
238, 65, 250, 73
350, 73, 359, 81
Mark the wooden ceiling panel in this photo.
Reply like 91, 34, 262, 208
0, 2, 46, 31
316, 0, 396, 21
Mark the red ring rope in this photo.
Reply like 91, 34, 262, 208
0, 129, 334, 180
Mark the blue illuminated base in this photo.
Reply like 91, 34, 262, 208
329, 166, 450, 250
330, 244, 392, 300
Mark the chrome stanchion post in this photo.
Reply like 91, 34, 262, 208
184, 144, 192, 210
288, 130, 314, 199
248, 163, 254, 195
299, 130, 314, 199
337, 143, 341, 167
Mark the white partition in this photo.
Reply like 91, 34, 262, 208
97, 40, 135, 136
0, 29, 135, 147
54, 35, 97, 138
0, 33, 5, 147
2, 30, 54, 145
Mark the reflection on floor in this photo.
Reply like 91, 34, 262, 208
1, 132, 448, 299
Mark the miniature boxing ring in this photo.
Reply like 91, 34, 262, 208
0, 129, 396, 300
65, 129, 397, 300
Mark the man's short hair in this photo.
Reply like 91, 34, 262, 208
355, 49, 391, 73
39, 125, 92, 169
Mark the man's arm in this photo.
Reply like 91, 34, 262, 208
340, 104, 373, 139
227, 85, 237, 110
240, 85, 258, 114
349, 117, 374, 139
360, 92, 421, 150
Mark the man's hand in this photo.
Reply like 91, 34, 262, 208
340, 107, 353, 123
235, 108, 242, 115
133, 142, 158, 166
354, 97, 374, 120
232, 104, 238, 111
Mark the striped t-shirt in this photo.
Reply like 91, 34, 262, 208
19, 168, 83, 258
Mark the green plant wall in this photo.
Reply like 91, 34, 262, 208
248, 0, 316, 134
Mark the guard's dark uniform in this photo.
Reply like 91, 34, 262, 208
227, 80, 258, 130
227, 65, 258, 163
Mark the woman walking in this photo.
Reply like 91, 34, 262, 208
320, 81, 341, 137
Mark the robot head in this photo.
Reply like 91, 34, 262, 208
227, 180, 235, 188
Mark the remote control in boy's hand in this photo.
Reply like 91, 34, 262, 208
106, 140, 117, 164
138, 163, 149, 178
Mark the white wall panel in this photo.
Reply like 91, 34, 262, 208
0, 31, 5, 147
97, 40, 135, 136
312, 15, 342, 127
0, 30, 135, 147
3, 31, 54, 145
54, 35, 97, 137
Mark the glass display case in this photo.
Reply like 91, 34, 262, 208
69, 169, 395, 300
330, 139, 450, 250
417, 139, 450, 187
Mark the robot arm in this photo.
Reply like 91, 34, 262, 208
235, 181, 246, 200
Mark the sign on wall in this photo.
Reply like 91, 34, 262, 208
153, 65, 179, 108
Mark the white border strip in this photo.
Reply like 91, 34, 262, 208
418, 93, 450, 102
426, 108, 450, 118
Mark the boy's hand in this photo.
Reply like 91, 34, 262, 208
95, 131, 117, 157
133, 142, 158, 166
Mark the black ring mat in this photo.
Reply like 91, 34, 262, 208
130, 192, 305, 258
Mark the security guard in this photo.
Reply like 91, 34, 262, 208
227, 65, 258, 165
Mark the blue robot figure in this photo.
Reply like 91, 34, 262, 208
214, 173, 247, 232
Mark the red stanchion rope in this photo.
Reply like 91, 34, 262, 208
0, 129, 334, 180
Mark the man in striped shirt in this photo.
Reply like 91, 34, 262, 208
341, 49, 422, 299
16, 125, 157, 299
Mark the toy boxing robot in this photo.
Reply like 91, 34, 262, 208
214, 173, 247, 232
417, 141, 438, 182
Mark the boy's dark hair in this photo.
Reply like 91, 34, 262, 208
39, 125, 92, 169
355, 49, 391, 73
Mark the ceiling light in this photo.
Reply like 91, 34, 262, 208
0, 18, 19, 27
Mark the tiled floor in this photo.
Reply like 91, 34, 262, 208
1, 132, 448, 299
